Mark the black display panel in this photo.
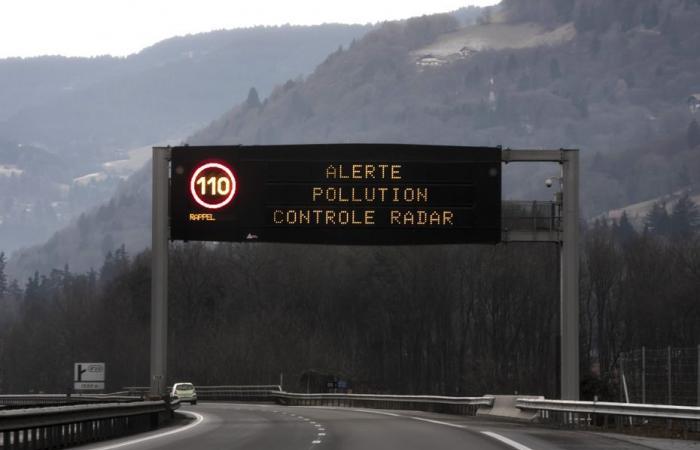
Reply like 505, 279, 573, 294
169, 144, 502, 244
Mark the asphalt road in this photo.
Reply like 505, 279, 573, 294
75, 402, 669, 450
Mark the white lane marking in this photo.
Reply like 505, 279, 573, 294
409, 416, 466, 429
312, 440, 322, 444
351, 408, 400, 417
318, 433, 326, 436
481, 431, 534, 450
296, 405, 531, 449
89, 411, 205, 450
350, 408, 466, 430
314, 424, 322, 427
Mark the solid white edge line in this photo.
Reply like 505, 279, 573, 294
89, 411, 205, 450
481, 431, 535, 450
350, 408, 400, 417
409, 416, 466, 429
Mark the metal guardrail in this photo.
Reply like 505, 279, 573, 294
123, 385, 492, 416
197, 385, 282, 391
272, 392, 493, 416
517, 398, 700, 421
0, 394, 142, 408
124, 385, 282, 401
0, 400, 176, 449
275, 392, 493, 405
124, 385, 281, 391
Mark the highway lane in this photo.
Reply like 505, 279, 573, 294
76, 402, 661, 450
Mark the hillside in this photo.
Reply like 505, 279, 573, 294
0, 25, 373, 160
189, 0, 700, 213
0, 24, 371, 254
8, 0, 700, 281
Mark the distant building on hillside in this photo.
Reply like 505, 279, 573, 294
416, 55, 444, 67
689, 94, 700, 114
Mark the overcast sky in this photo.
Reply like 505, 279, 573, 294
0, 0, 499, 58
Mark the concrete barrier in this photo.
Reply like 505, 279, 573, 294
476, 395, 543, 421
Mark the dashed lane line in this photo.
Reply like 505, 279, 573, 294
273, 405, 536, 450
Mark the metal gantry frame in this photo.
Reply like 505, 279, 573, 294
502, 148, 580, 400
151, 147, 170, 398
150, 147, 580, 400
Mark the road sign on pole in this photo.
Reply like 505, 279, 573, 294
74, 362, 105, 391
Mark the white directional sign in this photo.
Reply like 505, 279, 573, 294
74, 362, 105, 390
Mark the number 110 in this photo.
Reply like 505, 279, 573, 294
196, 176, 231, 196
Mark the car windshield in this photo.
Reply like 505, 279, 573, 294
176, 384, 194, 391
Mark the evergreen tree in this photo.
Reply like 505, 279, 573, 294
7, 279, 21, 299
645, 201, 670, 236
99, 245, 129, 283
670, 193, 699, 237
0, 251, 6, 298
614, 212, 637, 243
688, 119, 700, 149
245, 87, 262, 109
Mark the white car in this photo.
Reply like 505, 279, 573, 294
171, 382, 197, 405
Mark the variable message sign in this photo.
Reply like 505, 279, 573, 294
169, 144, 501, 244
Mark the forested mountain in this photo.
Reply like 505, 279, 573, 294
190, 0, 700, 214
0, 25, 373, 160
0, 24, 371, 253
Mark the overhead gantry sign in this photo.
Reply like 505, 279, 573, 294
169, 144, 502, 244
151, 144, 580, 401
